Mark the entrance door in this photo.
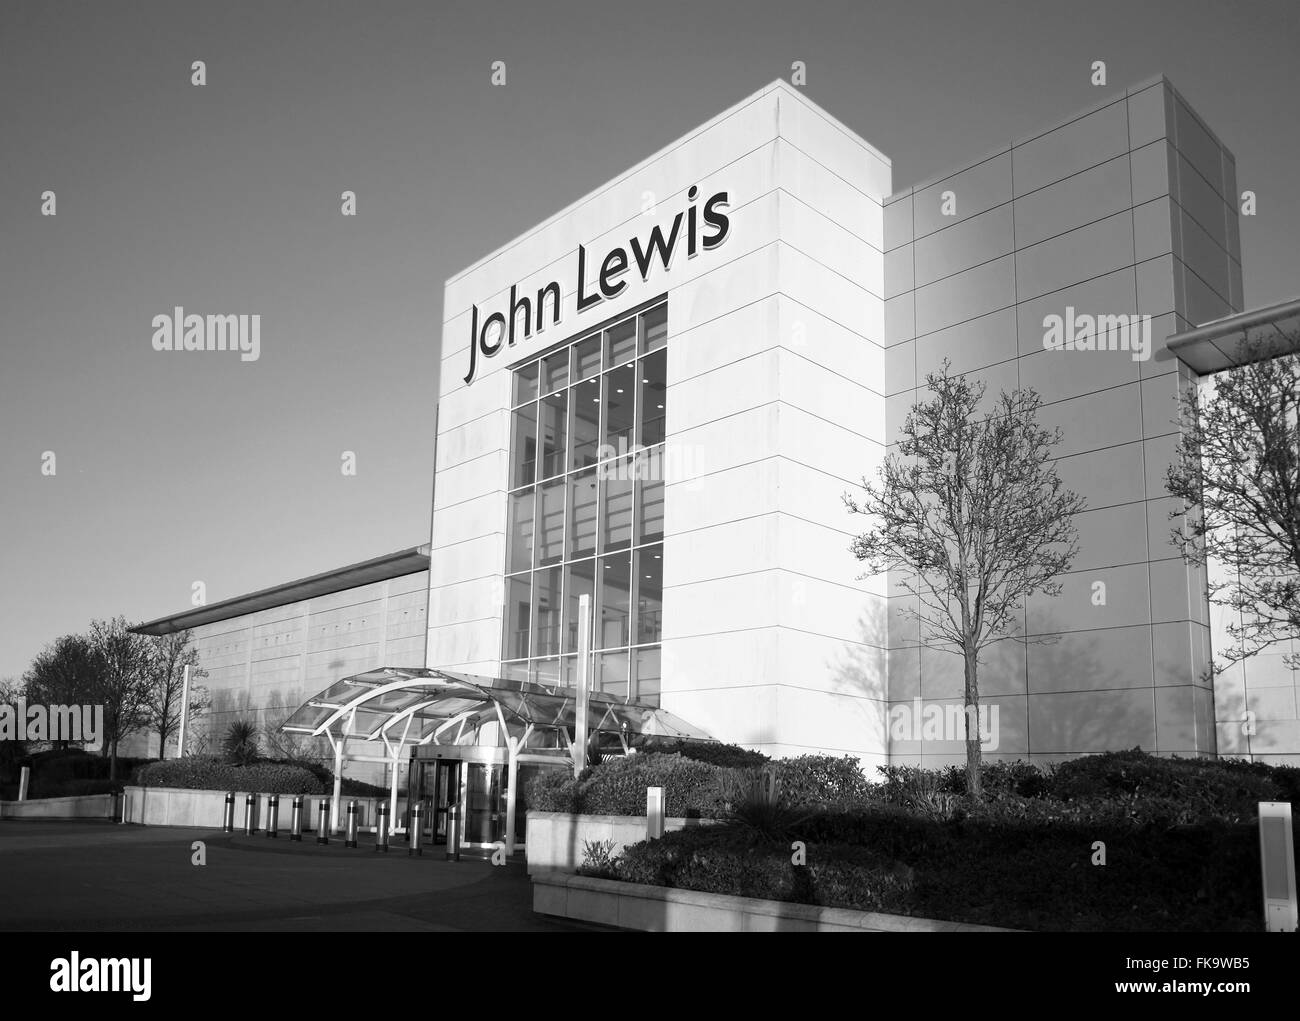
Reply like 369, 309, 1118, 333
431, 759, 460, 846
462, 762, 505, 848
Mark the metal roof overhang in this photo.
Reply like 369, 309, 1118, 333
1167, 297, 1300, 375
131, 545, 431, 636
280, 666, 714, 749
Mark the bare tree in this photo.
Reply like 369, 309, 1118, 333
88, 616, 153, 780
142, 631, 210, 758
845, 362, 1084, 799
21, 634, 99, 749
1167, 335, 1300, 670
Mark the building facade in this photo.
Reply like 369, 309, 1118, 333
134, 75, 1299, 773
430, 74, 1258, 769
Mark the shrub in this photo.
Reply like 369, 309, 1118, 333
526, 769, 582, 813
634, 737, 770, 768
579, 753, 728, 817
1047, 748, 1284, 818
136, 755, 325, 794
222, 720, 260, 766
579, 839, 620, 878
719, 765, 813, 841
773, 754, 875, 808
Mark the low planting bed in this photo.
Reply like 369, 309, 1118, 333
531, 747, 1300, 932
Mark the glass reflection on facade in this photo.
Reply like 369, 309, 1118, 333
503, 302, 667, 704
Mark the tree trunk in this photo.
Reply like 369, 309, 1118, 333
964, 646, 982, 801
110, 738, 119, 782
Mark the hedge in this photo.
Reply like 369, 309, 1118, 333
528, 752, 881, 817
612, 808, 1282, 931
135, 756, 325, 794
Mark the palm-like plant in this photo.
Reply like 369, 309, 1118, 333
222, 719, 260, 766
719, 765, 812, 843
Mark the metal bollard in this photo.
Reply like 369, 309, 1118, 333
290, 795, 303, 841
345, 800, 359, 848
408, 801, 423, 857
266, 794, 279, 838
316, 799, 330, 845
223, 792, 235, 833
375, 802, 389, 853
244, 793, 257, 835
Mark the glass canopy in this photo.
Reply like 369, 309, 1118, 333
280, 666, 714, 749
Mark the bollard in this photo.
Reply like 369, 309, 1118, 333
290, 795, 303, 841
18, 766, 30, 802
244, 793, 257, 835
316, 799, 330, 845
222, 792, 236, 833
445, 800, 460, 862
646, 786, 665, 840
345, 800, 359, 848
375, 802, 389, 853
408, 801, 423, 857
266, 794, 280, 838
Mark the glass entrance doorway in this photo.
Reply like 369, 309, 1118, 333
410, 751, 512, 857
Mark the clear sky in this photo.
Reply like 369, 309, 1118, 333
1, 0, 1296, 682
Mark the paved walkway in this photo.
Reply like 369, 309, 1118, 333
0, 820, 601, 931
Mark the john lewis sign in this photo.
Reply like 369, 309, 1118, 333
462, 186, 730, 384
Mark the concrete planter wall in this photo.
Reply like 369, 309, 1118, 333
525, 810, 719, 874
0, 793, 119, 821
122, 786, 388, 831
533, 872, 1015, 932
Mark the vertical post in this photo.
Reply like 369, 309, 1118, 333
345, 800, 359, 848
1259, 801, 1298, 932
505, 742, 519, 857
646, 786, 665, 840
175, 664, 191, 759
243, 793, 256, 835
266, 794, 279, 838
289, 795, 303, 841
375, 802, 389, 853
574, 593, 592, 779
316, 799, 330, 845
17, 766, 30, 802
222, 792, 235, 833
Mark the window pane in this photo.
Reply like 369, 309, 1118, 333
634, 646, 661, 706
597, 651, 629, 701
603, 363, 635, 452
510, 404, 538, 488
530, 657, 561, 685
559, 655, 578, 688
531, 566, 562, 658
605, 318, 637, 368
514, 360, 539, 405
596, 552, 631, 649
572, 334, 601, 382
569, 376, 601, 469
539, 391, 567, 479
637, 474, 664, 544
637, 349, 667, 447
641, 304, 667, 353
567, 469, 598, 560
635, 544, 663, 645
563, 558, 596, 653
536, 479, 565, 567
503, 574, 531, 661
507, 488, 534, 573
542, 349, 569, 394
601, 462, 634, 552
502, 660, 530, 682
